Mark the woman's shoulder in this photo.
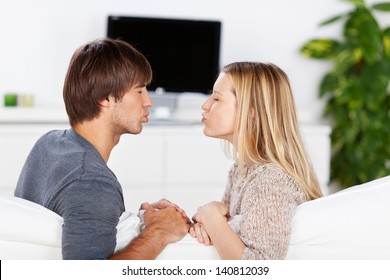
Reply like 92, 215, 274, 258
253, 162, 290, 180
262, 162, 292, 179
251, 163, 306, 202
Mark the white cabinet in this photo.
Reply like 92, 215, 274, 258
0, 108, 331, 215
107, 126, 232, 214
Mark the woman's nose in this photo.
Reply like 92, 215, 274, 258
201, 99, 210, 112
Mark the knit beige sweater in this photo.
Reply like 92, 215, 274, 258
222, 162, 307, 259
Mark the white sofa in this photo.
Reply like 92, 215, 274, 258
1, 176, 390, 260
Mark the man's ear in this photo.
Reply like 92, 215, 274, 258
99, 95, 114, 108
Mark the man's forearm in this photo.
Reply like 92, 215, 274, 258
110, 226, 167, 260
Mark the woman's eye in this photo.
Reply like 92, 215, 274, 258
213, 98, 219, 101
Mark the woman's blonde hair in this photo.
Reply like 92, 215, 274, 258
222, 62, 322, 200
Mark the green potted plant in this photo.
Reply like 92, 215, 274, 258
300, 0, 390, 188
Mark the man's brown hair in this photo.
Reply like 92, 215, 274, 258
63, 38, 152, 126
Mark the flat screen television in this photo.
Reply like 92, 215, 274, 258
107, 16, 221, 95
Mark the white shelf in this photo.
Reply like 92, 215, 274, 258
0, 107, 68, 124
0, 106, 329, 127
0, 107, 205, 126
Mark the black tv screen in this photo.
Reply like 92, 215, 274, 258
107, 16, 221, 94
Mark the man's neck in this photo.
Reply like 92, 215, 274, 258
73, 120, 120, 163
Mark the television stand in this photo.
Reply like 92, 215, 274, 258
149, 92, 177, 114
149, 92, 208, 123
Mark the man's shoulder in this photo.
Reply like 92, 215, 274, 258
38, 129, 67, 140
34, 129, 80, 152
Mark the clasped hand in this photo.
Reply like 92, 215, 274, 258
189, 201, 229, 246
140, 199, 191, 244
138, 199, 229, 247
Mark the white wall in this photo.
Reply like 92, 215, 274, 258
0, 0, 388, 121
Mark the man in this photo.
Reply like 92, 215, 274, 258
14, 38, 190, 259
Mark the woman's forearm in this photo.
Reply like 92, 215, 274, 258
203, 214, 246, 259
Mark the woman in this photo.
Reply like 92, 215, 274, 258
190, 62, 323, 259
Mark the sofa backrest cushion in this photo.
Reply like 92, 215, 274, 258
286, 176, 390, 259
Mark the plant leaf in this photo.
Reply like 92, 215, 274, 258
319, 14, 345, 26
341, 0, 365, 6
372, 2, 390, 11
383, 27, 390, 60
300, 39, 340, 59
319, 73, 338, 97
360, 61, 390, 96
344, 7, 381, 63
333, 43, 361, 74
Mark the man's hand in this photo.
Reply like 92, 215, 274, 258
143, 206, 190, 244
111, 202, 190, 260
140, 198, 189, 220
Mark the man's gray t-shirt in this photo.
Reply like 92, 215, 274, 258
15, 129, 125, 259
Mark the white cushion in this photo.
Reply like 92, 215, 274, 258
0, 194, 141, 259
1, 175, 390, 259
115, 211, 141, 251
0, 195, 62, 259
286, 175, 390, 259
156, 216, 242, 260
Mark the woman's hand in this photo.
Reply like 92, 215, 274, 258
189, 201, 229, 246
189, 222, 213, 246
190, 201, 245, 259
192, 201, 229, 224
